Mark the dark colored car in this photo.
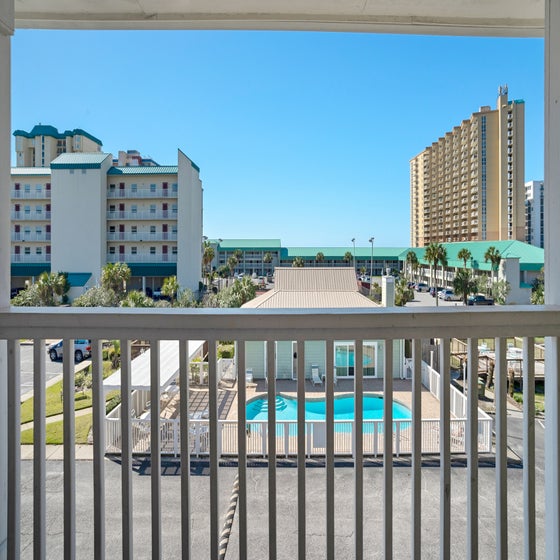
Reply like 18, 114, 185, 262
467, 294, 494, 306
429, 286, 444, 297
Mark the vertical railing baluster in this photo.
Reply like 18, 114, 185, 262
523, 337, 536, 559
266, 339, 277, 560
209, 340, 219, 559
7, 340, 21, 559
495, 337, 508, 559
354, 340, 363, 560
150, 340, 161, 559
33, 339, 47, 560
120, 339, 133, 559
466, 338, 478, 559
325, 339, 335, 560
411, 339, 422, 559
440, 338, 450, 560
237, 342, 247, 558
384, 339, 393, 559
296, 339, 306, 560
63, 339, 76, 560
179, 339, 191, 558
92, 340, 105, 560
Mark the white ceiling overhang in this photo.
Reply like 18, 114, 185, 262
14, 0, 544, 37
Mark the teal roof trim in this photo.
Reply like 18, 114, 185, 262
128, 263, 177, 277
11, 263, 50, 276
108, 166, 178, 175
283, 247, 406, 260
218, 239, 282, 250
191, 161, 200, 172
14, 125, 102, 146
66, 273, 92, 287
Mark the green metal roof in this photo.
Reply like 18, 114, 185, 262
14, 125, 102, 146
398, 241, 544, 272
107, 166, 178, 175
11, 167, 51, 176
66, 273, 92, 287
51, 153, 111, 169
281, 247, 407, 260
217, 239, 282, 250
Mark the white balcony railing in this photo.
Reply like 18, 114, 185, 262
106, 211, 177, 220
106, 232, 177, 242
11, 211, 51, 220
11, 190, 51, 199
1, 306, 552, 558
107, 188, 177, 199
10, 253, 50, 263
11, 233, 51, 242
106, 253, 177, 263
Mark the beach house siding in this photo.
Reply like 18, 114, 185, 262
245, 340, 266, 379
275, 341, 293, 379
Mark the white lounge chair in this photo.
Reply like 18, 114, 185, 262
245, 368, 254, 384
311, 365, 323, 386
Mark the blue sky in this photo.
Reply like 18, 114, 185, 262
11, 30, 544, 248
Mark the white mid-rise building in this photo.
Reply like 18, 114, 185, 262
11, 148, 203, 298
525, 180, 544, 248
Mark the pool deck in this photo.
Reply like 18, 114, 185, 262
216, 377, 442, 421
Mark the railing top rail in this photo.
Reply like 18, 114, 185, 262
1, 305, 559, 341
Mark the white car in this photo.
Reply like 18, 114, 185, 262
48, 339, 92, 362
438, 289, 461, 301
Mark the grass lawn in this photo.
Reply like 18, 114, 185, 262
20, 412, 93, 445
20, 360, 118, 424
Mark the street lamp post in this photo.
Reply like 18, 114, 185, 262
352, 238, 356, 273
369, 237, 374, 294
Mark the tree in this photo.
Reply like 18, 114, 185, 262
457, 248, 472, 271
492, 279, 511, 305
452, 269, 477, 305
161, 275, 179, 304
120, 290, 155, 308
202, 241, 215, 285
531, 270, 544, 304
484, 246, 502, 287
176, 288, 198, 308
72, 286, 117, 307
395, 278, 414, 306
405, 250, 418, 281
21, 271, 71, 306
343, 251, 353, 266
315, 252, 325, 267
263, 251, 273, 275
292, 256, 304, 268
424, 243, 447, 306
101, 262, 130, 300
227, 255, 238, 277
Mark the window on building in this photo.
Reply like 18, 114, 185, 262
172, 246, 178, 255
109, 205, 116, 212
150, 204, 156, 214
36, 205, 42, 214
24, 205, 30, 214
172, 204, 177, 214
150, 184, 156, 193
109, 184, 116, 192
172, 225, 177, 234
150, 226, 156, 234
109, 226, 116, 233
35, 184, 42, 194
109, 247, 115, 255
131, 226, 137, 234
131, 247, 137, 255
131, 205, 137, 214
35, 227, 42, 235
131, 184, 137, 193
36, 247, 42, 255
24, 184, 30, 193
24, 247, 30, 255
150, 247, 156, 255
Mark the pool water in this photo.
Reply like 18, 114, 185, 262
246, 394, 411, 422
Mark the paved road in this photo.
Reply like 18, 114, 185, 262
19, 342, 63, 399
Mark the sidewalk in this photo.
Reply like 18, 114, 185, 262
20, 444, 94, 460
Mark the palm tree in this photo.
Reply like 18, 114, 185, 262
484, 246, 502, 288
202, 241, 215, 285
292, 256, 304, 268
343, 251, 353, 266
453, 269, 477, 305
227, 255, 238, 277
315, 251, 325, 267
101, 262, 131, 300
161, 275, 179, 304
263, 251, 273, 275
405, 250, 418, 281
424, 243, 447, 306
457, 248, 472, 271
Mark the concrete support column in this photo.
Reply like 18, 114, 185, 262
545, 1, 560, 558
0, 9, 13, 559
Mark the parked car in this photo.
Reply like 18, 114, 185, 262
415, 282, 429, 292
467, 294, 494, 306
438, 289, 462, 301
47, 339, 92, 362
429, 286, 444, 297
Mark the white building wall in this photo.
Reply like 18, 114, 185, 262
50, 155, 112, 287
177, 149, 202, 292
500, 257, 531, 304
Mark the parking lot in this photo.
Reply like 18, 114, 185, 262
407, 288, 467, 308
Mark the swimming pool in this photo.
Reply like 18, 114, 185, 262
246, 393, 411, 422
